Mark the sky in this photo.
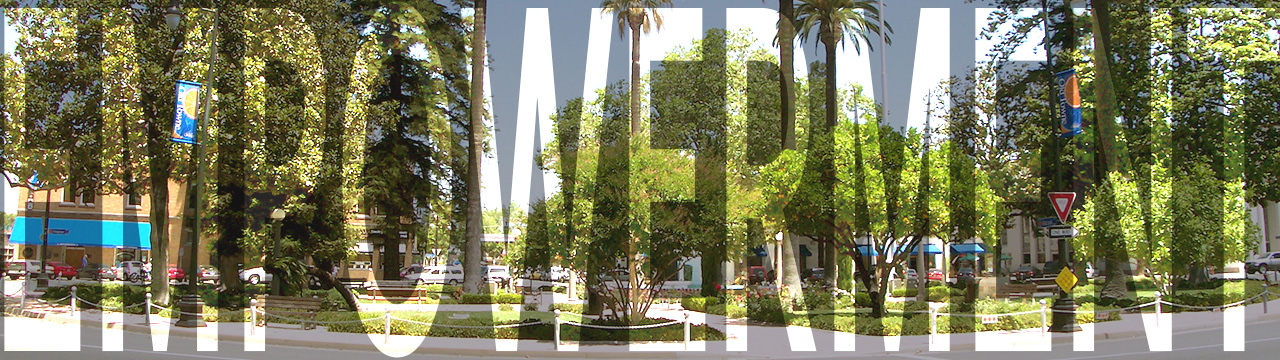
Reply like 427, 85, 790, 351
0, 2, 1054, 218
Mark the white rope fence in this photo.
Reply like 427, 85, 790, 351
13, 284, 1278, 348
552, 310, 692, 350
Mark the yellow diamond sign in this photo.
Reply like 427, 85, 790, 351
1056, 267, 1078, 292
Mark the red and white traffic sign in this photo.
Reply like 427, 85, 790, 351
1049, 192, 1077, 224
981, 315, 999, 324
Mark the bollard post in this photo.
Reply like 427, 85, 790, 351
683, 312, 690, 350
146, 293, 152, 313
250, 299, 258, 335
930, 307, 937, 344
1265, 289, 1270, 314
1039, 299, 1047, 336
1155, 291, 1162, 327
71, 286, 77, 313
384, 309, 391, 344
554, 310, 561, 350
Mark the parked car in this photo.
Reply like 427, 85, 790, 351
114, 261, 147, 282
167, 265, 185, 282
239, 267, 273, 285
904, 268, 918, 281
954, 268, 976, 284
926, 268, 944, 281
802, 268, 826, 282
485, 265, 512, 283
198, 265, 221, 284
748, 266, 767, 284
547, 266, 571, 282
1013, 264, 1042, 283
400, 264, 424, 278
46, 261, 76, 280
1246, 252, 1280, 274
406, 265, 464, 285
6, 260, 54, 280
77, 264, 111, 280
1084, 262, 1096, 279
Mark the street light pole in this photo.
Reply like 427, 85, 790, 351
1041, 0, 1079, 333
170, 0, 219, 328
270, 209, 286, 296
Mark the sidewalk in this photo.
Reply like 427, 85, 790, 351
7, 293, 1280, 358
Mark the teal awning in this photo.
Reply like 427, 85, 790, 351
950, 243, 988, 254
8, 217, 151, 250
904, 244, 943, 255
799, 245, 812, 257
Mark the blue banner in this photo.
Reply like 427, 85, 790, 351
1055, 69, 1082, 138
171, 80, 202, 144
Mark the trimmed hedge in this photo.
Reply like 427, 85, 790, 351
459, 292, 523, 304
680, 296, 723, 312
549, 303, 583, 314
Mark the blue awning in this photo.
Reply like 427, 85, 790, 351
951, 243, 988, 254
8, 217, 151, 250
904, 244, 943, 255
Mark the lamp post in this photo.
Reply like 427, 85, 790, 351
168, 0, 219, 328
270, 209, 286, 296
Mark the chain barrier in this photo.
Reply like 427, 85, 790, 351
70, 293, 148, 312
390, 315, 546, 329
253, 307, 382, 326
560, 319, 682, 330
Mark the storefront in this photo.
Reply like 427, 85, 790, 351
7, 216, 153, 267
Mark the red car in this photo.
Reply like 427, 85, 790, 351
167, 266, 185, 282
927, 268, 944, 281
48, 262, 76, 280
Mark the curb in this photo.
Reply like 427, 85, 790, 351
15, 309, 760, 359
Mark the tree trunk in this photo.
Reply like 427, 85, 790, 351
823, 241, 836, 289
780, 232, 803, 298
630, 20, 642, 135
463, 0, 487, 294
306, 265, 357, 311
148, 143, 171, 305
779, 0, 795, 150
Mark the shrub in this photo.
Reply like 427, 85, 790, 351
855, 292, 873, 308
680, 296, 723, 312
746, 296, 786, 324
550, 303, 583, 314
802, 290, 835, 311
523, 302, 539, 311
499, 304, 514, 312
459, 292, 522, 304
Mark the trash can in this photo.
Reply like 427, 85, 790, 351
487, 281, 498, 294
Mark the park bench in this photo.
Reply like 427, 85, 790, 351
996, 283, 1039, 299
254, 295, 323, 330
363, 280, 434, 303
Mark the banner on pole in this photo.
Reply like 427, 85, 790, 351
1055, 69, 1083, 138
171, 80, 202, 145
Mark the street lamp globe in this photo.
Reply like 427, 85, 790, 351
164, 3, 182, 30
271, 208, 286, 220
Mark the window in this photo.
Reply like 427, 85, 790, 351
126, 181, 142, 207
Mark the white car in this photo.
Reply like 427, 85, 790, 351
239, 267, 274, 285
547, 266, 571, 282
113, 261, 147, 282
405, 266, 463, 285
485, 265, 512, 283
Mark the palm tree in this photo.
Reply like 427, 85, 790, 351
600, 0, 671, 322
773, 0, 805, 300
602, 0, 673, 136
464, 0, 488, 295
794, 0, 890, 289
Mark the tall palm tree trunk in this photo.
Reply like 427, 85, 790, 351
777, 0, 803, 298
464, 0, 487, 294
822, 37, 839, 289
627, 18, 643, 324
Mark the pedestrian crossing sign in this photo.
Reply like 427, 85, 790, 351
1056, 267, 1078, 292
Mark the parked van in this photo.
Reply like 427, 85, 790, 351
406, 266, 464, 285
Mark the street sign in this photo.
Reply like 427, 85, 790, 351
1049, 192, 1077, 224
981, 315, 999, 324
49, 229, 69, 235
1096, 312, 1111, 320
1049, 226, 1078, 238
1056, 267, 1078, 292
1037, 217, 1061, 228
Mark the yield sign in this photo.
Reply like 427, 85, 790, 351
1049, 192, 1077, 224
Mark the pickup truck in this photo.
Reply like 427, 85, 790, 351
1246, 252, 1280, 274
